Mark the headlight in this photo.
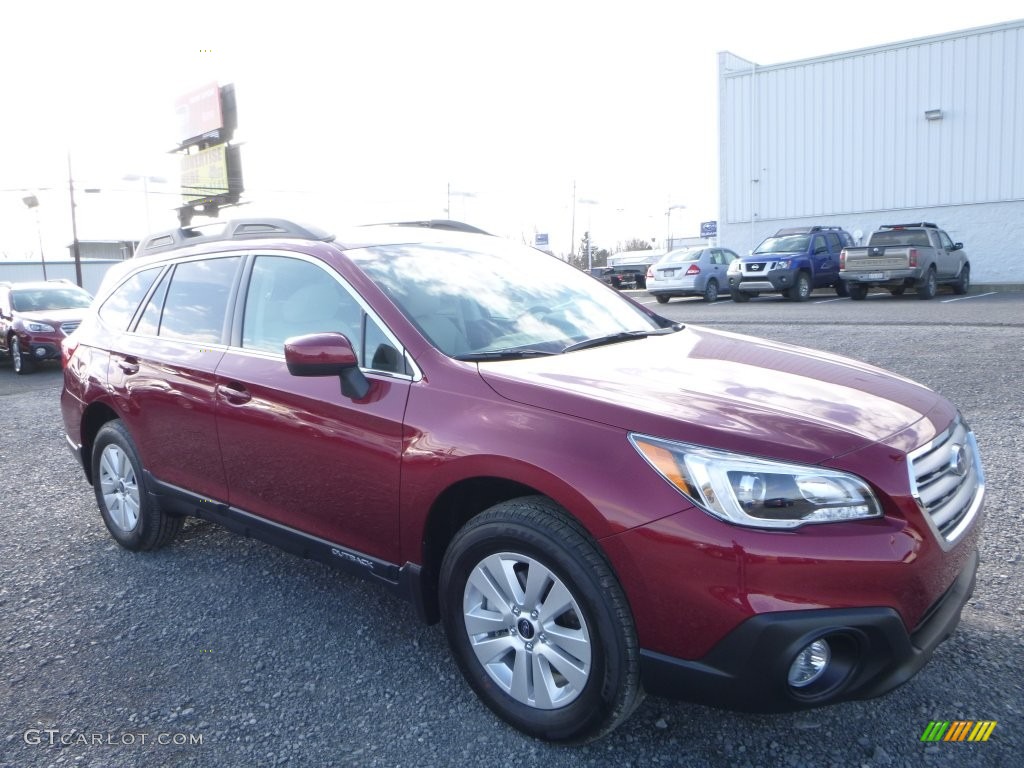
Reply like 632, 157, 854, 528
24, 321, 55, 332
769, 259, 791, 270
630, 434, 882, 529
727, 261, 740, 274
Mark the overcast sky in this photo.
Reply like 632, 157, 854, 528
2, 0, 1020, 261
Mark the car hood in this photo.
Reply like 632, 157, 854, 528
747, 251, 800, 260
17, 308, 87, 324
477, 326, 946, 464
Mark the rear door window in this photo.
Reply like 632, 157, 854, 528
156, 257, 242, 344
98, 268, 162, 330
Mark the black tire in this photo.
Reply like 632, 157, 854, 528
834, 281, 848, 298
952, 264, 970, 295
91, 420, 182, 551
655, 295, 669, 304
439, 497, 642, 743
889, 286, 906, 296
785, 272, 812, 302
702, 279, 719, 303
917, 268, 938, 300
730, 289, 751, 303
848, 284, 869, 301
11, 336, 34, 375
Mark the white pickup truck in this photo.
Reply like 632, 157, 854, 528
839, 223, 970, 300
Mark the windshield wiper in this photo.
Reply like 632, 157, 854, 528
454, 349, 558, 361
561, 327, 676, 354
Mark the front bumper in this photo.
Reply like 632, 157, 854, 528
640, 548, 978, 711
729, 269, 795, 293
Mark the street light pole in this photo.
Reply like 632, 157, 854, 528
21, 195, 48, 280
666, 204, 686, 251
123, 174, 167, 233
67, 154, 84, 288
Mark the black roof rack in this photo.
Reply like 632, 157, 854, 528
879, 222, 937, 229
135, 218, 334, 257
774, 226, 847, 236
364, 219, 492, 235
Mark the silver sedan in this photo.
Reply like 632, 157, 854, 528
646, 247, 739, 303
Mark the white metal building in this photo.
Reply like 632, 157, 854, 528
718, 19, 1024, 284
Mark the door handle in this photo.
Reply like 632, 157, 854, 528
217, 382, 252, 404
116, 357, 139, 375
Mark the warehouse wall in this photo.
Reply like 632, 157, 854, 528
718, 20, 1024, 283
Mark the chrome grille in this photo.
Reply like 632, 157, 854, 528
61, 320, 81, 335
908, 419, 984, 547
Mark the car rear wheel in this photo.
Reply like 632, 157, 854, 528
702, 279, 719, 303
655, 295, 669, 304
11, 336, 34, 375
848, 284, 869, 300
834, 281, 848, 297
439, 497, 642, 743
952, 264, 970, 295
889, 286, 906, 296
91, 421, 182, 551
917, 268, 938, 300
730, 290, 751, 303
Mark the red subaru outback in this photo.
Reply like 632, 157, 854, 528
1, 280, 93, 374
61, 219, 985, 742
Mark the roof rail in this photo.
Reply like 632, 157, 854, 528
774, 226, 847, 236
364, 219, 492, 235
879, 222, 937, 229
135, 218, 334, 257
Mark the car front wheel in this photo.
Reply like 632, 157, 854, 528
91, 421, 182, 551
655, 295, 669, 304
785, 272, 812, 301
848, 284, 869, 300
952, 264, 970, 295
11, 336, 34, 375
439, 497, 641, 743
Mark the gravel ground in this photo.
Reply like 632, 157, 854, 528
1, 298, 1021, 767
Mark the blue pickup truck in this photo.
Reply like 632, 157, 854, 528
727, 226, 855, 301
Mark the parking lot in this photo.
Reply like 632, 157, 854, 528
2, 291, 1022, 767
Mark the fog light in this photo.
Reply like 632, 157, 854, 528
34, 347, 48, 358
788, 639, 831, 688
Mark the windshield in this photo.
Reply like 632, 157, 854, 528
754, 235, 808, 254
348, 238, 663, 358
12, 287, 93, 311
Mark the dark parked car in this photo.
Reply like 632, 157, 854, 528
588, 266, 636, 290
61, 218, 985, 742
0, 279, 93, 374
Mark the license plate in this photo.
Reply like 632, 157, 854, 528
660, 269, 676, 277
863, 272, 886, 280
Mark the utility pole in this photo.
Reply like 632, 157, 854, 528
569, 180, 576, 263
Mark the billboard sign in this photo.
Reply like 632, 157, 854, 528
534, 233, 549, 248
700, 220, 718, 238
180, 145, 242, 204
175, 82, 223, 146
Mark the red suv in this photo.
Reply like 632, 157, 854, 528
1, 280, 93, 374
61, 219, 985, 742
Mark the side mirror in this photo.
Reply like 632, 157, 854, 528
953, 242, 963, 251
284, 332, 370, 400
